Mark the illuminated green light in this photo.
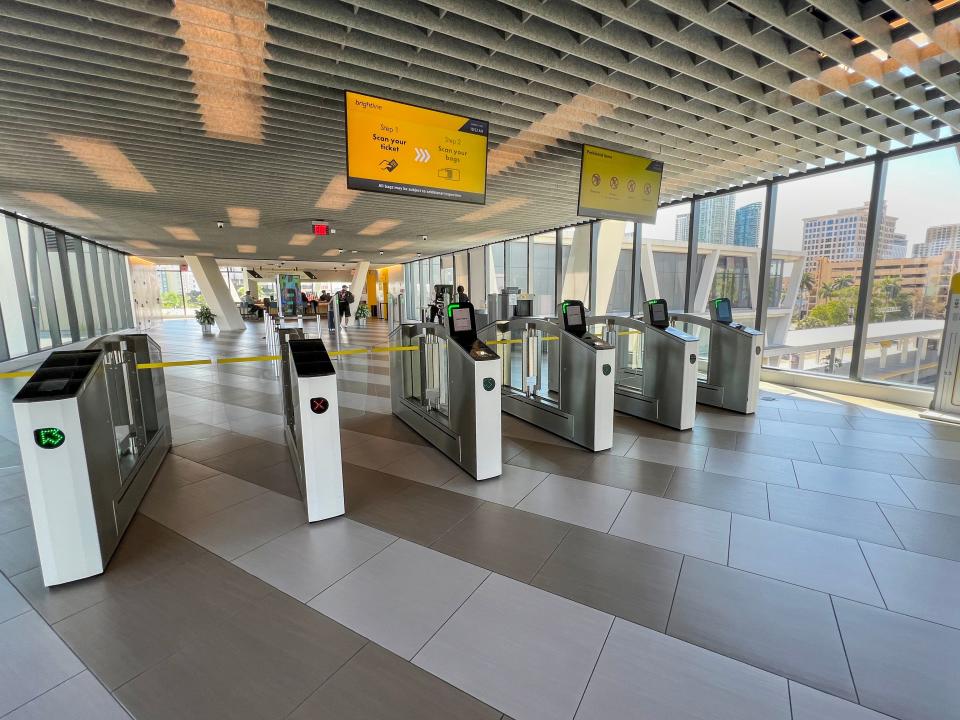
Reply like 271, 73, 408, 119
561, 302, 570, 313
34, 427, 65, 449
447, 303, 460, 317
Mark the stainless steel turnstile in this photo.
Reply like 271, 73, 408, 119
588, 315, 699, 430
477, 299, 615, 451
12, 334, 170, 586
390, 303, 502, 480
671, 298, 764, 414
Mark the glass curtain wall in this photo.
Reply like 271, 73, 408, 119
640, 203, 690, 313
0, 211, 132, 362
505, 238, 529, 291
594, 220, 634, 315
860, 144, 960, 387
468, 247, 485, 309
453, 251, 469, 298
531, 232, 556, 315
559, 225, 590, 306
156, 264, 207, 317
762, 163, 875, 378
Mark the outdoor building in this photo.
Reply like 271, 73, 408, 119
801, 202, 907, 273
912, 222, 960, 257
733, 202, 762, 247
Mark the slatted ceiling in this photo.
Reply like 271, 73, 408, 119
0, 1, 958, 262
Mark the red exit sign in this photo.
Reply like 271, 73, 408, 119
312, 221, 332, 236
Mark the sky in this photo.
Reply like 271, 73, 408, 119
640, 143, 960, 253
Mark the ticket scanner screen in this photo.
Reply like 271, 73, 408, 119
562, 300, 588, 337
447, 302, 477, 347
646, 299, 670, 328
710, 297, 734, 324
451, 306, 473, 333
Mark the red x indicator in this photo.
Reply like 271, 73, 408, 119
310, 397, 329, 414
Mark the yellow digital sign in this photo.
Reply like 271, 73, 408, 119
344, 91, 488, 204
577, 144, 663, 223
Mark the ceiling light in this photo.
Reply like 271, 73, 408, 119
226, 207, 260, 228
289, 234, 313, 246
457, 197, 530, 222
236, 244, 256, 254
52, 135, 156, 193
315, 174, 360, 210
278, 255, 294, 260
128, 240, 158, 250
171, 1, 268, 144
322, 248, 340, 256
15, 192, 99, 219
350, 250, 359, 254
381, 240, 412, 250
164, 226, 200, 242
358, 219, 401, 236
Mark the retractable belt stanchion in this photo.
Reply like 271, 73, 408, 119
282, 338, 345, 521
923, 273, 960, 424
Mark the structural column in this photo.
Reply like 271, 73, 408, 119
184, 255, 245, 331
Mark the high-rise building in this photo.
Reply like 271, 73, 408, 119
912, 223, 960, 257
801, 202, 906, 272
733, 202, 762, 247
675, 213, 690, 244
697, 195, 736, 245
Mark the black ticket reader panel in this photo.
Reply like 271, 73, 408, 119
447, 302, 498, 360
561, 300, 588, 338
646, 299, 670, 329
709, 297, 734, 325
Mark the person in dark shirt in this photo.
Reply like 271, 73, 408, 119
456, 285, 469, 304
336, 285, 354, 326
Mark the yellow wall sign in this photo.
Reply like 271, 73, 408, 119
577, 144, 663, 223
345, 91, 488, 204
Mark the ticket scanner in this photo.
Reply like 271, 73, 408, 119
671, 297, 764, 414
12, 334, 170, 586
478, 299, 615, 451
390, 302, 502, 480
281, 337, 345, 522
588, 299, 699, 430
923, 273, 960, 424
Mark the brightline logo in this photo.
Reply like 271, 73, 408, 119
355, 99, 382, 111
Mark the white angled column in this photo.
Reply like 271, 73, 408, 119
185, 255, 245, 331
348, 261, 370, 316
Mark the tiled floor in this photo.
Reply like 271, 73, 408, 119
1, 317, 959, 719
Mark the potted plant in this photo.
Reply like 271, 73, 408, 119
195, 305, 216, 335
354, 302, 370, 327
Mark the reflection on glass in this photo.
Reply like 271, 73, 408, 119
595, 220, 633, 316
0, 218, 30, 357
640, 203, 689, 311
20, 221, 56, 349
505, 238, 528, 291
560, 225, 590, 305
532, 232, 556, 316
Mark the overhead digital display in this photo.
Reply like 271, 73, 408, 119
344, 91, 488, 204
577, 144, 663, 223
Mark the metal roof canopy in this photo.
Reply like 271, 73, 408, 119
0, 0, 957, 261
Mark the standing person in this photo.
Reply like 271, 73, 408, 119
336, 285, 354, 327
456, 285, 469, 304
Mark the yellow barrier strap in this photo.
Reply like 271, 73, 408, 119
0, 371, 34, 379
488, 338, 523, 345
216, 355, 279, 364
136, 359, 212, 369
617, 330, 643, 336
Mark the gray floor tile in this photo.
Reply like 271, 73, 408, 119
668, 558, 857, 701
830, 428, 928, 455
624, 436, 709, 470
814, 443, 921, 478
735, 431, 822, 463
0, 469, 26, 502
508, 442, 596, 477
289, 643, 501, 720
310, 539, 488, 659
778, 409, 854, 429
695, 411, 763, 433
5, 671, 130, 720
793, 461, 912, 506
616, 416, 740, 449
414, 573, 613, 720
171, 432, 262, 463
170, 422, 230, 447
791, 399, 862, 416
0, 572, 29, 622
757, 420, 839, 446
386, 445, 464, 486
431, 503, 570, 583
139, 472, 267, 531
576, 454, 674, 495
789, 682, 895, 720
201, 440, 291, 476
860, 542, 960, 628
834, 597, 960, 720
665, 468, 769, 518
0, 611, 85, 716
893, 475, 960, 516
705, 448, 797, 485
233, 518, 395, 602
0, 525, 40, 577
152, 453, 221, 489
879, 504, 960, 561
177, 490, 306, 560
532, 527, 681, 631
0, 495, 32, 534
768, 485, 901, 547
115, 590, 365, 720
442, 464, 548, 507
610, 493, 731, 564
911, 436, 960, 460
515, 474, 630, 532
846, 417, 931, 437
904, 453, 960, 483
729, 515, 884, 605
347, 482, 483, 545
576, 617, 790, 720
